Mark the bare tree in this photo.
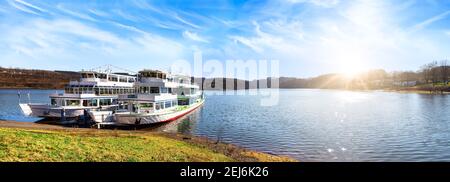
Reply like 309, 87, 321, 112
420, 64, 431, 84
441, 60, 449, 84
430, 61, 439, 84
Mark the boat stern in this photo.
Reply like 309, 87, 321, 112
19, 103, 33, 116
88, 110, 114, 123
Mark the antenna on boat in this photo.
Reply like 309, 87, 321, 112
27, 91, 31, 104
86, 64, 138, 76
17, 90, 21, 103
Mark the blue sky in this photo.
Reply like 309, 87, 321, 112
0, 0, 450, 77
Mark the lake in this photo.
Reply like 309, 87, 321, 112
1, 89, 450, 161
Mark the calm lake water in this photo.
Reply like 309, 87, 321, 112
1, 89, 450, 162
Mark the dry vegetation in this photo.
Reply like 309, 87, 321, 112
0, 67, 79, 89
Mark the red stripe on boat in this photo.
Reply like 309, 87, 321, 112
160, 102, 204, 123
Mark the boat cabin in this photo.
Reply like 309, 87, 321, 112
66, 71, 136, 95
115, 69, 203, 114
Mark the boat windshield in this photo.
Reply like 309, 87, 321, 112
81, 73, 95, 78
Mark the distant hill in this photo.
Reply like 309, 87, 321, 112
1, 66, 447, 91
0, 67, 80, 89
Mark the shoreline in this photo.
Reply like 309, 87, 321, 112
0, 120, 296, 162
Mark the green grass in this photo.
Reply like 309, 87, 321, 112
0, 128, 234, 162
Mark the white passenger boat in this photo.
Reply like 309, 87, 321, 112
88, 70, 204, 125
19, 68, 136, 121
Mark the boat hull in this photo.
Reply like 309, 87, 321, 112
19, 103, 115, 120
19, 104, 84, 119
114, 100, 204, 125
88, 110, 115, 123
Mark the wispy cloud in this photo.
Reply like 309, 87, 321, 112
88, 9, 109, 18
412, 10, 450, 31
182, 30, 209, 43
113, 9, 141, 22
229, 21, 287, 53
57, 4, 98, 22
8, 0, 47, 15
109, 21, 158, 37
131, 0, 165, 14
15, 0, 47, 12
130, 0, 206, 30
174, 14, 201, 29
288, 0, 340, 7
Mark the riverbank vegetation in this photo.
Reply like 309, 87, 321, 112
0, 124, 295, 162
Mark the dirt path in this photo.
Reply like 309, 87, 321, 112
0, 120, 69, 130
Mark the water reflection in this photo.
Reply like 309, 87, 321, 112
0, 89, 60, 122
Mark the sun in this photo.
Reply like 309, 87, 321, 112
338, 58, 366, 79
341, 67, 361, 79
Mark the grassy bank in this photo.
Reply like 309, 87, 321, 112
0, 125, 295, 162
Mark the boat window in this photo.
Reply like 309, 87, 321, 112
150, 87, 159, 93
112, 99, 118, 105
108, 76, 118, 82
168, 88, 172, 93
119, 77, 127, 82
81, 73, 95, 78
99, 99, 112, 106
96, 73, 107, 79
82, 99, 98, 107
66, 100, 80, 106
172, 100, 177, 106
165, 101, 171, 108
128, 78, 135, 83
140, 103, 153, 109
160, 87, 168, 93
150, 72, 157, 78
178, 98, 189, 105
51, 99, 57, 106
119, 103, 128, 110
160, 102, 165, 109
155, 103, 161, 110
140, 86, 149, 94
64, 87, 72, 94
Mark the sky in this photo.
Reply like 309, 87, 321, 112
0, 0, 450, 78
